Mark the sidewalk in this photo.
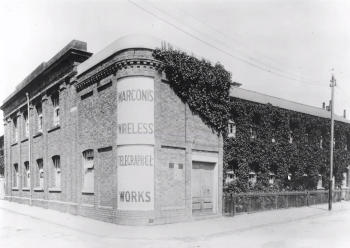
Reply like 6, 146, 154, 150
1, 199, 349, 242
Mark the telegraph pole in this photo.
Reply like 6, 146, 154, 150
329, 74, 336, 211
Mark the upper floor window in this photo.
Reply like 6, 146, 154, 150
23, 111, 29, 138
51, 93, 60, 126
23, 161, 30, 188
228, 120, 236, 138
250, 127, 257, 140
13, 117, 18, 143
36, 103, 43, 132
288, 131, 293, 144
82, 149, 94, 193
52, 155, 61, 188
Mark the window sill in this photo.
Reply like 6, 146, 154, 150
34, 187, 44, 192
22, 187, 30, 191
33, 132, 43, 138
12, 187, 19, 191
21, 138, 29, 143
11, 142, 18, 147
48, 125, 60, 133
48, 187, 61, 193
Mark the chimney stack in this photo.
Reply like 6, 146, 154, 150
322, 102, 326, 109
344, 109, 347, 119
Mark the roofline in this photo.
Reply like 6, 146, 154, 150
1, 40, 91, 109
230, 87, 350, 124
77, 34, 163, 77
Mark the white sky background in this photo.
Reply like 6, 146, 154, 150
0, 0, 349, 135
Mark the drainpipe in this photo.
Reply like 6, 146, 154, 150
26, 93, 32, 206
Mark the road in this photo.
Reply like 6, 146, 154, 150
0, 200, 349, 248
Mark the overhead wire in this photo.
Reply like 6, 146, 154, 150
147, 0, 319, 84
128, 0, 327, 88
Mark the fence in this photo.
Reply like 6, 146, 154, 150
223, 189, 350, 216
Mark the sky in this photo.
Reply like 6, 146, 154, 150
0, 0, 349, 135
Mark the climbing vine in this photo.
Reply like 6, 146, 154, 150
224, 98, 350, 193
153, 48, 231, 133
153, 48, 350, 193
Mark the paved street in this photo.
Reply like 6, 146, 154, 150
0, 200, 350, 248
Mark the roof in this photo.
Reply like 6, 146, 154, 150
77, 34, 163, 76
2, 40, 90, 107
230, 87, 350, 124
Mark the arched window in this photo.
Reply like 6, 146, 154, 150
23, 161, 30, 188
52, 155, 61, 188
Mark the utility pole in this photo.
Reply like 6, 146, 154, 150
26, 93, 32, 206
329, 74, 336, 211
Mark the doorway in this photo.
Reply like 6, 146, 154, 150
192, 161, 215, 215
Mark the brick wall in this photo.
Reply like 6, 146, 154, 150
3, 47, 223, 225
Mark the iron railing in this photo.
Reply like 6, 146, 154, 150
223, 189, 350, 216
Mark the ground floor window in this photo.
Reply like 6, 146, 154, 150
52, 156, 61, 188
23, 161, 30, 188
82, 149, 94, 193
36, 159, 44, 188
13, 163, 19, 188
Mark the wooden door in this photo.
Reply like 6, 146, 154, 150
192, 162, 215, 214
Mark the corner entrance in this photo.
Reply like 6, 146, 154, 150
191, 161, 215, 215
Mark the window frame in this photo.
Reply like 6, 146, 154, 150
23, 161, 30, 189
51, 92, 60, 127
228, 120, 236, 138
36, 159, 44, 189
36, 103, 43, 132
52, 155, 61, 189
13, 163, 19, 188
82, 149, 94, 193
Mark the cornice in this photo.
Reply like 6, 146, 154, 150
75, 58, 162, 92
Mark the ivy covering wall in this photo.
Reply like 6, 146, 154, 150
153, 48, 350, 193
225, 98, 350, 193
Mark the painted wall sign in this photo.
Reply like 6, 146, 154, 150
117, 77, 154, 145
116, 76, 155, 211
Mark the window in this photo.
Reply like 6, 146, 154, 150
228, 120, 236, 138
52, 156, 61, 188
36, 104, 43, 132
248, 172, 257, 186
13, 163, 19, 188
225, 170, 237, 184
82, 150, 94, 193
317, 174, 323, 189
36, 159, 44, 188
52, 93, 60, 126
13, 117, 18, 143
269, 173, 275, 185
23, 111, 29, 138
250, 127, 257, 140
23, 161, 30, 188
288, 131, 293, 144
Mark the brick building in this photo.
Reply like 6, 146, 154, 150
1, 35, 223, 225
2, 35, 349, 225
